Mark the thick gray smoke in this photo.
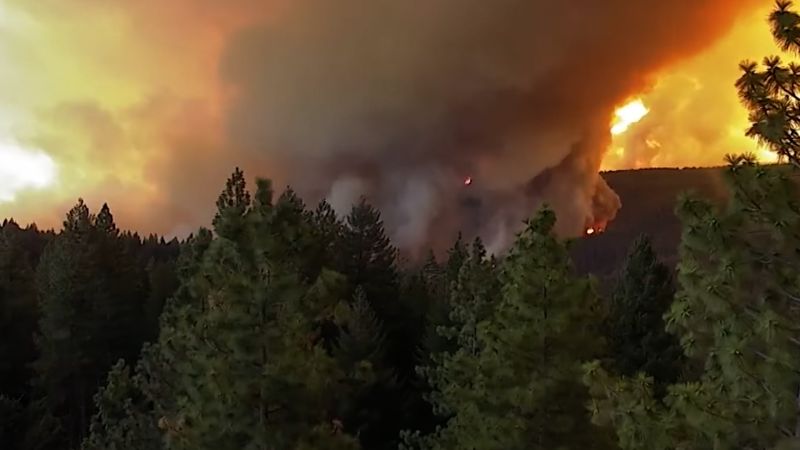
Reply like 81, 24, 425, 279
218, 0, 759, 254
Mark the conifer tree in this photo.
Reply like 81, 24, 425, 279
585, 157, 800, 449
417, 236, 477, 364
443, 233, 468, 284
81, 360, 160, 450
0, 396, 62, 450
143, 258, 179, 341
267, 188, 320, 280
212, 166, 250, 241
338, 198, 400, 308
0, 225, 38, 398
33, 200, 150, 446
33, 201, 99, 446
134, 170, 359, 449
606, 235, 682, 388
333, 287, 397, 446
737, 0, 800, 168
409, 208, 609, 450
418, 251, 450, 360
91, 203, 147, 366
436, 237, 500, 357
310, 199, 345, 277
337, 198, 409, 372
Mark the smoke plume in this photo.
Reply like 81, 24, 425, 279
0, 0, 764, 254
218, 0, 760, 253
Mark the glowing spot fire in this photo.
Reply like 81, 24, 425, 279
0, 142, 58, 203
586, 227, 595, 235
610, 99, 649, 135
464, 176, 472, 186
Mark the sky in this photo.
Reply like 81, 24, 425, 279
0, 0, 785, 250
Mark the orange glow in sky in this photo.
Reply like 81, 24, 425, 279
0, 0, 784, 234
602, 3, 787, 170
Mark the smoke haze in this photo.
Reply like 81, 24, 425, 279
0, 0, 769, 253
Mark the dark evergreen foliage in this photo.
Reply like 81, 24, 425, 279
606, 235, 683, 388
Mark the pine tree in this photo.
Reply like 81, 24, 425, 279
91, 203, 148, 367
338, 198, 400, 309
337, 198, 409, 372
311, 199, 345, 281
134, 170, 359, 449
0, 224, 39, 398
34, 202, 98, 446
0, 396, 62, 450
437, 237, 500, 357
266, 188, 320, 281
417, 236, 478, 364
333, 287, 397, 446
81, 360, 161, 450
606, 235, 683, 388
409, 208, 610, 450
737, 0, 800, 168
33, 200, 149, 446
443, 233, 468, 284
143, 258, 179, 342
212, 166, 250, 241
585, 157, 800, 449
417, 251, 450, 360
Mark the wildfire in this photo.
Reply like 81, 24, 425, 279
464, 176, 472, 186
610, 99, 649, 135
585, 221, 607, 236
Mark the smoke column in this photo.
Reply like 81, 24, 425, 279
0, 0, 764, 254
220, 0, 760, 254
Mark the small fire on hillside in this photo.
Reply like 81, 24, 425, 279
585, 221, 607, 236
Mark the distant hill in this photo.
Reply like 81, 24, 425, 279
571, 166, 734, 283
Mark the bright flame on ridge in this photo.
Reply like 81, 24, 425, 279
0, 142, 58, 203
610, 99, 649, 135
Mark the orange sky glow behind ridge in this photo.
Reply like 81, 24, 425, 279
0, 0, 787, 237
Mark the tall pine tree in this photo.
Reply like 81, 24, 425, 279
409, 208, 610, 450
133, 171, 359, 449
34, 200, 154, 446
606, 235, 683, 389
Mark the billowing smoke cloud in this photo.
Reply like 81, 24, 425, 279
218, 0, 761, 253
0, 0, 764, 254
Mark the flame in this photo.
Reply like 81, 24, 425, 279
610, 99, 649, 135
464, 176, 472, 186
585, 227, 595, 235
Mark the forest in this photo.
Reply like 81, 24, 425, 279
4, 2, 800, 450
